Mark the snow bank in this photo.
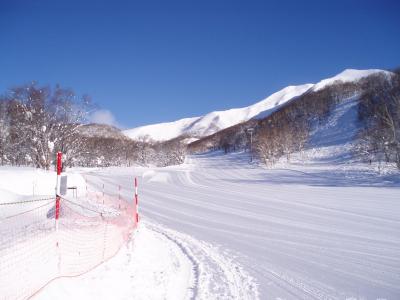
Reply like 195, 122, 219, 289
0, 166, 86, 200
36, 223, 195, 300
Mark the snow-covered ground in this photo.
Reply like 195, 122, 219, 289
1, 149, 400, 299
0, 167, 86, 220
10, 147, 391, 300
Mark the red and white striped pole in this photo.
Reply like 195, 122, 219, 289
134, 177, 139, 225
55, 152, 62, 233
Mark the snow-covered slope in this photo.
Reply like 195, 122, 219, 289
123, 84, 313, 142
191, 84, 313, 132
123, 69, 391, 142
123, 117, 201, 142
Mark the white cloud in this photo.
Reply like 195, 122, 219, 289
89, 109, 120, 128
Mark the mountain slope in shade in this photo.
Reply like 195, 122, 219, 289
123, 69, 391, 142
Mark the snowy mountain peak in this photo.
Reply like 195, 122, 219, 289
123, 116, 201, 142
312, 68, 391, 91
123, 68, 390, 142
123, 83, 312, 142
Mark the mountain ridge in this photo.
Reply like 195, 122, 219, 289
123, 69, 391, 142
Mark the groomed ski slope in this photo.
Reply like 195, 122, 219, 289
32, 95, 400, 300
33, 151, 400, 300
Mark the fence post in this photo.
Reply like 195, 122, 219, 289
55, 152, 62, 227
55, 152, 62, 247
135, 177, 139, 225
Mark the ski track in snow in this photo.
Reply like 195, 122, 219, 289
82, 151, 400, 300
149, 222, 259, 300
35, 219, 259, 300
4, 146, 400, 299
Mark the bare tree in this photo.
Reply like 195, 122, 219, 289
356, 73, 400, 168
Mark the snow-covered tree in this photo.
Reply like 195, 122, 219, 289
1, 83, 91, 169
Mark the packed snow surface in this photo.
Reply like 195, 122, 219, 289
123, 68, 391, 142
22, 148, 398, 300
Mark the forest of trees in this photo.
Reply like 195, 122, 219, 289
355, 71, 400, 168
188, 80, 361, 162
0, 83, 186, 169
254, 80, 360, 166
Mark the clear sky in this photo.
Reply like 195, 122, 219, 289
1, 0, 399, 128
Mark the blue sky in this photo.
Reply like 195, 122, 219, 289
1, 0, 399, 128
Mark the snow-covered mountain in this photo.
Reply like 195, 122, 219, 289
122, 84, 312, 141
123, 69, 390, 142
